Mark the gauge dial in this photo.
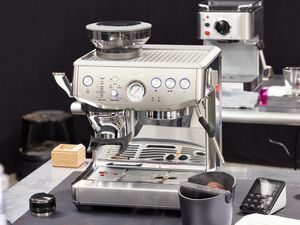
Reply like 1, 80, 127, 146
126, 82, 145, 102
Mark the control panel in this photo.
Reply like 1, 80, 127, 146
198, 12, 256, 40
74, 66, 201, 111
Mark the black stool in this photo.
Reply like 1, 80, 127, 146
16, 110, 74, 179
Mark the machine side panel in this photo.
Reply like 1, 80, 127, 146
205, 39, 260, 76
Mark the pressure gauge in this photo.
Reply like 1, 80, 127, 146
126, 81, 145, 102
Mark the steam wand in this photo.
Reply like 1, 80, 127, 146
194, 104, 225, 164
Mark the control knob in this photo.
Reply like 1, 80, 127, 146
215, 20, 230, 35
111, 89, 119, 98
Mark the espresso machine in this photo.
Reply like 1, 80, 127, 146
53, 21, 223, 210
197, 0, 272, 91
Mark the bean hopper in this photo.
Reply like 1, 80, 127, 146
197, 0, 272, 91
53, 21, 223, 209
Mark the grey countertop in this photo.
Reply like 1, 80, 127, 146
222, 108, 300, 125
6, 161, 87, 223
222, 75, 300, 125
6, 160, 300, 223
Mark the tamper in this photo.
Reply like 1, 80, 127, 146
29, 193, 56, 217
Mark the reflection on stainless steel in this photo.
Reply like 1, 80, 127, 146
53, 23, 222, 209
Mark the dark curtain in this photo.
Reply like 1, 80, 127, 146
0, 0, 299, 173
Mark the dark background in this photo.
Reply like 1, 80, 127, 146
0, 0, 300, 173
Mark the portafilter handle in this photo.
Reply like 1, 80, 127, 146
52, 72, 73, 98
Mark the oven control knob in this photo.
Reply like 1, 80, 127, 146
215, 20, 230, 35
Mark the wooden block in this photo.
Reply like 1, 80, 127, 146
51, 144, 86, 168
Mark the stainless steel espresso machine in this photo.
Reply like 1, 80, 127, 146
197, 0, 272, 91
53, 21, 223, 210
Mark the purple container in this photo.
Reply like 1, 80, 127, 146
259, 88, 268, 106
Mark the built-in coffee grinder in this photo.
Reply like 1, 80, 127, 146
197, 0, 272, 91
53, 21, 224, 210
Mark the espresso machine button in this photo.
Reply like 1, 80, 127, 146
111, 90, 119, 98
112, 76, 119, 82
179, 78, 191, 89
205, 22, 210, 27
82, 75, 93, 87
165, 78, 176, 89
215, 20, 231, 35
151, 78, 162, 89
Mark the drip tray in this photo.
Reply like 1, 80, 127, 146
122, 170, 197, 184
87, 166, 198, 185
87, 167, 126, 182
75, 166, 202, 209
